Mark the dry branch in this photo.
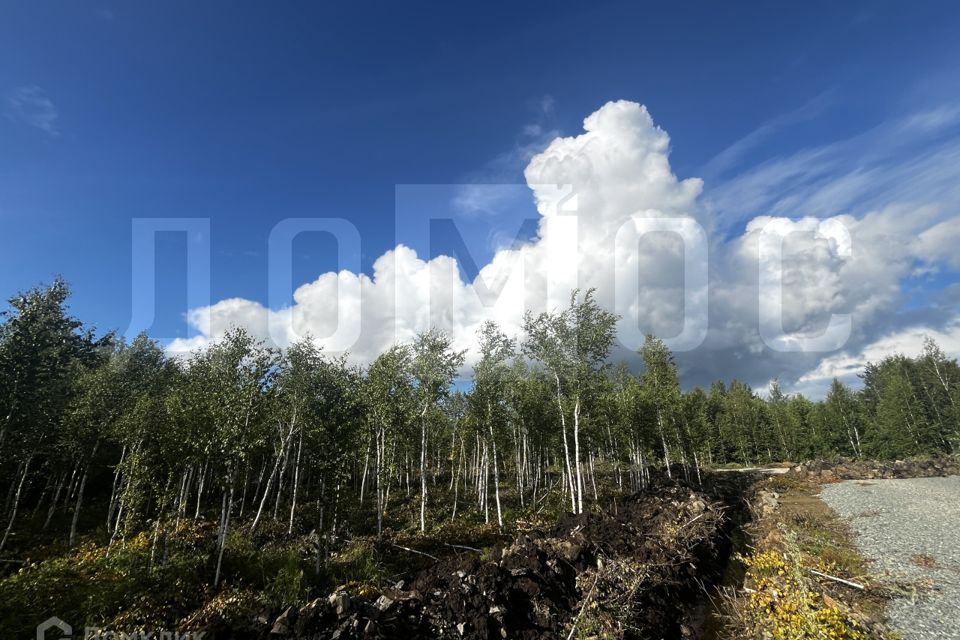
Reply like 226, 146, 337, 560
809, 568, 865, 590
567, 571, 601, 640
390, 543, 439, 561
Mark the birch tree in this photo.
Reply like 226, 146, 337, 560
363, 345, 414, 536
469, 321, 514, 529
523, 289, 618, 513
0, 279, 106, 552
639, 335, 685, 477
411, 330, 464, 532
184, 329, 277, 585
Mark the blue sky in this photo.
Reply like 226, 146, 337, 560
3, 1, 960, 394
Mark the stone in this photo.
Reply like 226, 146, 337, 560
757, 490, 779, 516
328, 592, 351, 616
271, 606, 295, 635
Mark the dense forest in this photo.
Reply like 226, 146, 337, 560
0, 278, 958, 636
2, 279, 957, 554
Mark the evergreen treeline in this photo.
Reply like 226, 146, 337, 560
1, 279, 958, 561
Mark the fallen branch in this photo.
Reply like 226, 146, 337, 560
678, 512, 705, 531
533, 483, 558, 513
566, 571, 601, 640
390, 543, 439, 561
809, 568, 865, 590
443, 542, 481, 553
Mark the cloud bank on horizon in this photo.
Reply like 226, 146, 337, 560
168, 100, 960, 398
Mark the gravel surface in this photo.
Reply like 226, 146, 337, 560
820, 476, 960, 640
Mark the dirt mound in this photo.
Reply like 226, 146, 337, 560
252, 484, 734, 640
792, 457, 960, 482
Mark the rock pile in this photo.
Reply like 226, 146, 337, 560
791, 457, 960, 481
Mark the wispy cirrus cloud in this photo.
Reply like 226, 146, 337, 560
5, 85, 60, 136
456, 94, 560, 189
702, 100, 960, 234
699, 90, 835, 183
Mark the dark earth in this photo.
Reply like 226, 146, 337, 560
185, 460, 960, 639
189, 476, 752, 640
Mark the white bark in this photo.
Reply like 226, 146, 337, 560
555, 375, 576, 512
288, 431, 303, 534
69, 440, 99, 547
249, 418, 297, 533
419, 405, 428, 533
0, 456, 32, 553
213, 477, 234, 587
573, 396, 584, 514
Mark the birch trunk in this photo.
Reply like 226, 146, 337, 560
419, 404, 428, 533
69, 439, 100, 547
214, 475, 234, 587
0, 456, 32, 553
288, 431, 303, 534
573, 396, 584, 514
555, 375, 576, 512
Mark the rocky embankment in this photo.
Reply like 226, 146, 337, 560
791, 457, 960, 482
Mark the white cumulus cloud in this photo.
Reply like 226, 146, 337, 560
169, 100, 960, 395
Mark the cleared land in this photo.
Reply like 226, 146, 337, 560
821, 477, 960, 640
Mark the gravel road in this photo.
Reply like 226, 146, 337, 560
820, 476, 960, 640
